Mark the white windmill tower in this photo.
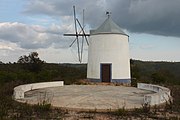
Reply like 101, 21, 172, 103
64, 7, 131, 84
87, 13, 131, 84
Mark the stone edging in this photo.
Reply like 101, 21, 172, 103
137, 83, 171, 105
13, 81, 64, 99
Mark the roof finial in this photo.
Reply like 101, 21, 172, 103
106, 11, 111, 18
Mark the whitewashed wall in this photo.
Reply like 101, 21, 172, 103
87, 34, 131, 80
13, 81, 64, 99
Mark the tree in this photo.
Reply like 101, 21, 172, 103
17, 52, 45, 72
0, 61, 4, 64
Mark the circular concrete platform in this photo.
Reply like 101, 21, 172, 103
23, 85, 154, 110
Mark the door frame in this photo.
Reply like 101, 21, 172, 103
100, 63, 112, 82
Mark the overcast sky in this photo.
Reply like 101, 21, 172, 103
0, 0, 180, 63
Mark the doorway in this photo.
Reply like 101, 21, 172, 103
101, 64, 111, 82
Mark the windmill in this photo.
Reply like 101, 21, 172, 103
64, 6, 89, 63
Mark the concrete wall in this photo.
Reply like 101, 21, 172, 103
137, 83, 171, 106
87, 34, 131, 82
13, 81, 64, 99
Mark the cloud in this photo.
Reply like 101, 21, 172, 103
0, 22, 70, 50
23, 0, 107, 27
23, 0, 180, 37
0, 44, 14, 51
110, 0, 180, 37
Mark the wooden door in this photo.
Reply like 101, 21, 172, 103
101, 64, 111, 82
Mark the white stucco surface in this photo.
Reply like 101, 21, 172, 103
87, 34, 131, 80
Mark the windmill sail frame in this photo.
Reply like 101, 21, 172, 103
64, 6, 89, 63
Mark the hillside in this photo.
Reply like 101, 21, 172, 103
130, 60, 180, 85
0, 60, 180, 85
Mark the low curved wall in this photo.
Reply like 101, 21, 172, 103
13, 81, 64, 99
137, 83, 171, 106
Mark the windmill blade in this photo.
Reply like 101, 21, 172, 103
76, 19, 89, 46
69, 38, 77, 47
73, 6, 78, 37
80, 37, 84, 62
77, 37, 81, 63
80, 9, 85, 62
64, 33, 89, 36
73, 6, 81, 63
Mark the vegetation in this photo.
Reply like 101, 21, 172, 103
0, 53, 180, 119
130, 59, 180, 86
0, 63, 86, 85
17, 52, 45, 72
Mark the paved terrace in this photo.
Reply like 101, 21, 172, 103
22, 85, 154, 110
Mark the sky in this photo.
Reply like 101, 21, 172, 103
0, 0, 180, 63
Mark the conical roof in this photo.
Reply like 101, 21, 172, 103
90, 17, 128, 36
